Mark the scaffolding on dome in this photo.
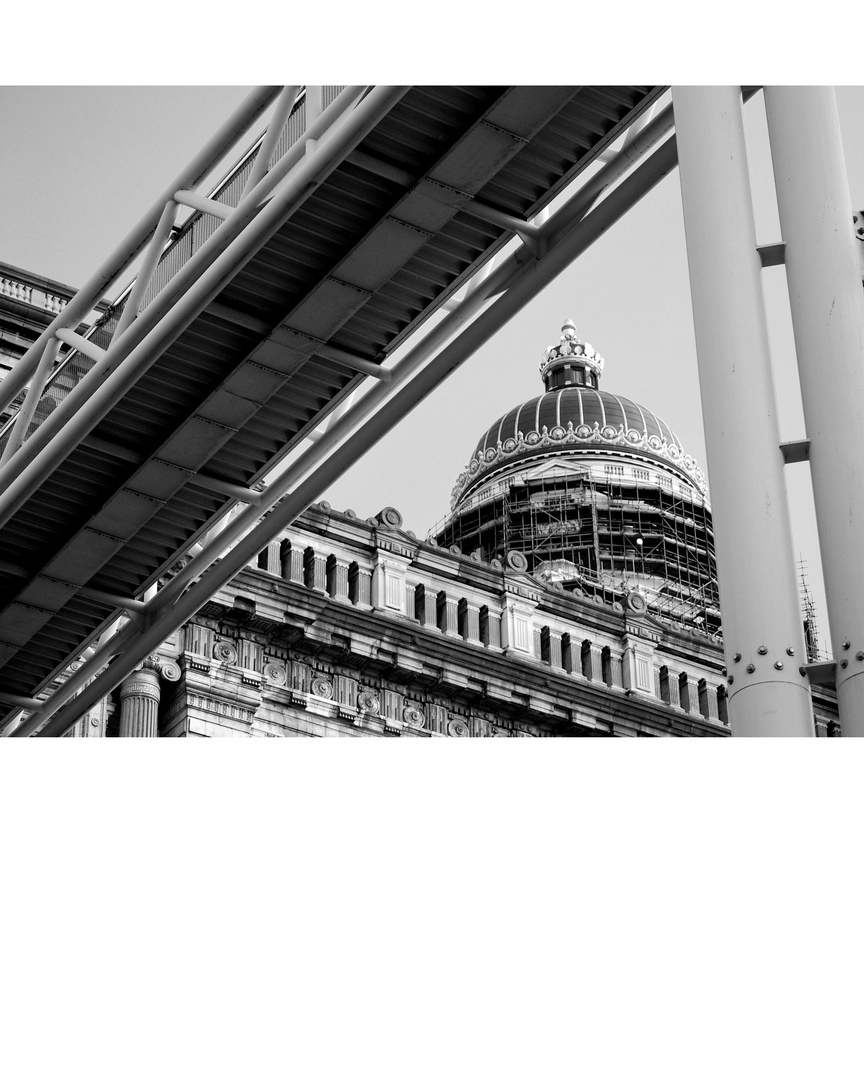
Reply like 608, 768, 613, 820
434, 467, 720, 635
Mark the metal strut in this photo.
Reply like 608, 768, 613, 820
14, 119, 683, 737
0, 86, 391, 536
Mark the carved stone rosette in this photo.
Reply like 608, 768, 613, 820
310, 676, 334, 700
357, 691, 380, 714
401, 704, 425, 729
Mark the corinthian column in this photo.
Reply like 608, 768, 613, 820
118, 666, 161, 738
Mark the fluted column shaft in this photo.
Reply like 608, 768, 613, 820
119, 668, 161, 738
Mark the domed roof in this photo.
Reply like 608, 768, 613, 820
451, 319, 706, 508
473, 385, 683, 460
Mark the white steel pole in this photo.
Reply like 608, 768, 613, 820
764, 86, 864, 733
240, 86, 301, 199
0, 337, 61, 465
674, 85, 813, 735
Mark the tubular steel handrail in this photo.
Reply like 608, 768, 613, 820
0, 86, 351, 462
0, 86, 283, 424
0, 86, 372, 525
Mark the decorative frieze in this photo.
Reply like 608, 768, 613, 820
238, 638, 263, 683
185, 623, 214, 671
401, 702, 426, 730
310, 675, 334, 700
263, 659, 288, 685
357, 689, 380, 714
335, 674, 357, 711
213, 640, 238, 665
186, 691, 257, 726
427, 703, 448, 735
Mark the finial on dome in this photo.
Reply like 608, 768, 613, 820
539, 317, 605, 391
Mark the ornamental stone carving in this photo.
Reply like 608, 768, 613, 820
375, 506, 403, 529
263, 661, 288, 685
160, 660, 182, 682
625, 591, 648, 615
120, 670, 161, 703
539, 319, 604, 381
447, 718, 470, 738
401, 704, 425, 728
213, 641, 238, 664
310, 676, 334, 700
357, 691, 380, 714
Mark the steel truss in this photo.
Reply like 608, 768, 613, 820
5, 91, 681, 736
8, 86, 858, 739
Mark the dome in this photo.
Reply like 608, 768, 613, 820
451, 320, 706, 509
436, 318, 718, 634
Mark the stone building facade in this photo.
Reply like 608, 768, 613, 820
90, 500, 838, 738
0, 268, 839, 737
99, 503, 728, 738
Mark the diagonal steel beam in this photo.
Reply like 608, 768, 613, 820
0, 86, 406, 536
0, 86, 371, 487
20, 129, 682, 737
7, 95, 681, 735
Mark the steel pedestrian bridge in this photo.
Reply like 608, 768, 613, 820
0, 85, 673, 735
5, 85, 864, 737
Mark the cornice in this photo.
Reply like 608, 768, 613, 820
198, 573, 728, 737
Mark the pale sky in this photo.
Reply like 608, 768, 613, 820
4, 84, 864, 652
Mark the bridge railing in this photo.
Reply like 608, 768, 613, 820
0, 86, 346, 459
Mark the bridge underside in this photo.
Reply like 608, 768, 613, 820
0, 84, 664, 727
